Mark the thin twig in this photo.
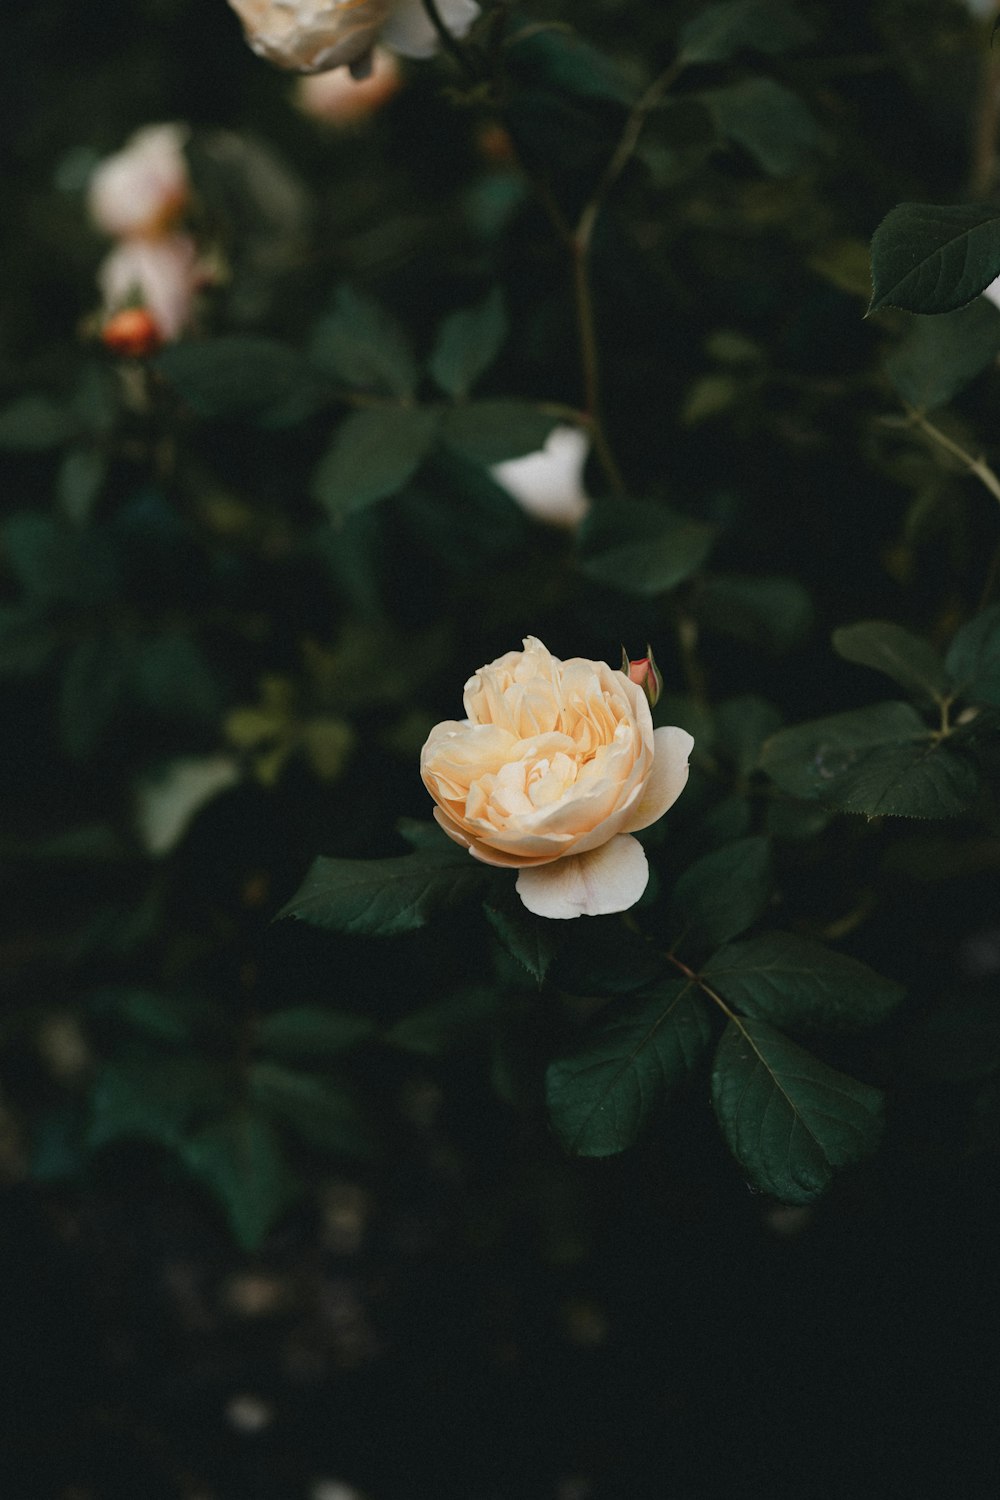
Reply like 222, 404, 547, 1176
901, 403, 1000, 510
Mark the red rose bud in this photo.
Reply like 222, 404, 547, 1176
621, 645, 662, 708
101, 307, 164, 359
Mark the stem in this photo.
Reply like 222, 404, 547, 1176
970, 5, 1000, 198
420, 0, 478, 81
902, 404, 1000, 511
665, 952, 736, 1021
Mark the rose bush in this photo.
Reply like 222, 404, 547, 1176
420, 638, 693, 919
227, 0, 480, 76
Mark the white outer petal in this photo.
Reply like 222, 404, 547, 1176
490, 426, 590, 530
382, 0, 479, 57
515, 833, 648, 920
623, 726, 694, 833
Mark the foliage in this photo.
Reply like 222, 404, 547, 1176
2, 0, 1000, 1290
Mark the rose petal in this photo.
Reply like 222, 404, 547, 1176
515, 834, 648, 920
623, 726, 694, 833
380, 0, 480, 59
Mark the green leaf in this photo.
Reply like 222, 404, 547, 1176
505, 27, 635, 106
869, 202, 1000, 315
711, 1017, 884, 1202
87, 1052, 227, 1152
0, 394, 76, 449
94, 988, 208, 1045
703, 933, 904, 1034
578, 499, 716, 596
157, 337, 330, 426
276, 847, 493, 936
701, 78, 821, 176
694, 574, 813, 652
678, 0, 814, 65
249, 1062, 374, 1157
57, 446, 106, 526
386, 986, 502, 1056
255, 1007, 375, 1061
311, 406, 439, 520
309, 285, 418, 399
396, 816, 452, 851
713, 695, 782, 777
831, 620, 950, 707
60, 633, 135, 759
428, 289, 508, 399
669, 835, 773, 952
760, 702, 979, 818
545, 980, 712, 1157
181, 1109, 300, 1250
131, 632, 221, 723
945, 604, 1000, 706
440, 401, 559, 465
484, 894, 557, 988
884, 298, 1000, 409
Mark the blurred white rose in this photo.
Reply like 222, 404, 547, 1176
490, 425, 592, 530
88, 124, 190, 239
97, 233, 203, 341
983, 276, 1000, 310
228, 0, 479, 74
295, 46, 401, 124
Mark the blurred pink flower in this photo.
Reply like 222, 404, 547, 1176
97, 233, 203, 342
88, 124, 190, 239
228, 0, 479, 75
294, 46, 401, 124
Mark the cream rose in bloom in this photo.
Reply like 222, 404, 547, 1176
88, 124, 190, 240
421, 638, 694, 919
228, 0, 479, 75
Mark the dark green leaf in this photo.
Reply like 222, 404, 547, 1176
701, 78, 821, 176
131, 632, 221, 723
832, 620, 950, 707
546, 980, 712, 1157
311, 406, 439, 520
93, 988, 207, 1045
760, 701, 979, 818
181, 1109, 300, 1250
309, 285, 418, 399
386, 986, 502, 1056
57, 447, 106, 526
869, 202, 1000, 315
669, 835, 773, 952
484, 895, 558, 988
441, 400, 558, 464
578, 499, 716, 596
505, 26, 635, 105
0, 394, 76, 450
60, 634, 136, 759
884, 298, 1000, 409
249, 1062, 374, 1157
87, 1052, 227, 1152
703, 932, 904, 1034
946, 604, 1000, 706
694, 574, 813, 651
428, 289, 508, 399
255, 1007, 375, 1060
711, 1017, 884, 1202
276, 847, 492, 936
157, 337, 329, 426
713, 695, 782, 776
396, 816, 451, 851
678, 0, 814, 65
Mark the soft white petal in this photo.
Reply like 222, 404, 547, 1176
382, 0, 479, 58
515, 834, 648, 920
134, 755, 241, 856
623, 726, 694, 834
490, 426, 590, 529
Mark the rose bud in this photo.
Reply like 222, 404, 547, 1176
87, 124, 190, 240
294, 46, 401, 124
227, 0, 479, 75
421, 637, 693, 919
621, 645, 663, 709
101, 307, 164, 359
97, 233, 203, 342
490, 426, 591, 530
